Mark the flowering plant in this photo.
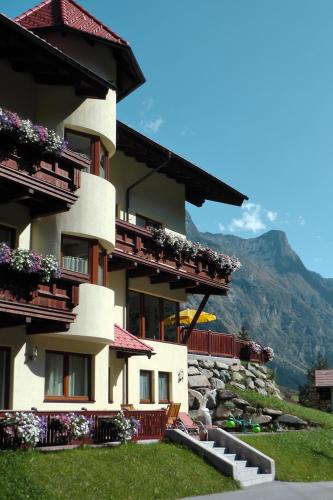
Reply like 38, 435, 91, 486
50, 413, 93, 441
107, 411, 140, 443
0, 108, 66, 156
262, 346, 274, 361
2, 412, 46, 447
248, 341, 262, 355
0, 243, 60, 283
150, 228, 241, 275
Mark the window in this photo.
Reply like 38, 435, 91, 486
62, 235, 107, 286
0, 225, 15, 247
65, 129, 109, 180
127, 291, 179, 342
136, 214, 162, 231
158, 372, 170, 403
0, 347, 9, 409
45, 351, 91, 401
140, 370, 153, 403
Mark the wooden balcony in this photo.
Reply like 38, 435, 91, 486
0, 268, 83, 333
180, 328, 266, 363
0, 146, 89, 217
109, 219, 230, 295
0, 409, 167, 447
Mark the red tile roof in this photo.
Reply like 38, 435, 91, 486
111, 324, 154, 356
315, 369, 333, 387
15, 0, 128, 46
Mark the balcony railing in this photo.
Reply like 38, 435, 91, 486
0, 410, 167, 448
110, 219, 230, 295
0, 267, 83, 333
0, 146, 89, 217
180, 328, 266, 363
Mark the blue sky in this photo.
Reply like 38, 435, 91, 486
5, 0, 333, 277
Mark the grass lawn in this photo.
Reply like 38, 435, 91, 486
0, 443, 238, 500
240, 430, 333, 482
227, 386, 333, 429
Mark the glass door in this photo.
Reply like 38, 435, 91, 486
0, 347, 9, 409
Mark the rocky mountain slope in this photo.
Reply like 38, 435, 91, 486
186, 213, 333, 388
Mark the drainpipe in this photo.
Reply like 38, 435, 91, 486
125, 152, 172, 222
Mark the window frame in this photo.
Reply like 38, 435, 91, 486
158, 371, 170, 404
64, 129, 109, 180
0, 346, 10, 409
61, 234, 107, 286
0, 224, 16, 247
44, 350, 92, 402
135, 214, 162, 230
127, 291, 180, 342
139, 370, 153, 404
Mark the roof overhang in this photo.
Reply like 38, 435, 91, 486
117, 121, 248, 207
110, 324, 155, 357
31, 26, 146, 102
315, 370, 333, 387
0, 13, 112, 99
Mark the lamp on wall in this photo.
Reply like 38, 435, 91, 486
28, 345, 38, 361
178, 368, 184, 383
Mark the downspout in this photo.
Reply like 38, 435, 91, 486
125, 152, 172, 222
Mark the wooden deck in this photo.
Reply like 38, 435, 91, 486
0, 268, 84, 333
0, 146, 89, 217
109, 218, 230, 295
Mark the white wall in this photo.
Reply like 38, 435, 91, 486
111, 151, 186, 236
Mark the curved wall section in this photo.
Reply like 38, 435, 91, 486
61, 284, 114, 343
64, 89, 116, 156
32, 172, 115, 255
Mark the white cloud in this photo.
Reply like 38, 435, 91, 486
218, 223, 226, 232
180, 127, 196, 137
298, 215, 306, 226
266, 210, 277, 222
142, 97, 154, 111
228, 203, 267, 233
143, 117, 163, 134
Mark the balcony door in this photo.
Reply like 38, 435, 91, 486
0, 347, 9, 409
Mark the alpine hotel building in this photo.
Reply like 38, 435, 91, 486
0, 0, 247, 413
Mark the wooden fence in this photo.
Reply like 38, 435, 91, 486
181, 329, 266, 363
0, 409, 167, 449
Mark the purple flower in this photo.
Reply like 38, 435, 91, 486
29, 252, 42, 273
34, 125, 48, 143
0, 243, 12, 265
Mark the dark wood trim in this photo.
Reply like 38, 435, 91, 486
45, 350, 92, 401
136, 213, 162, 230
0, 224, 16, 248
158, 371, 170, 404
140, 370, 153, 404
65, 129, 110, 180
0, 346, 10, 409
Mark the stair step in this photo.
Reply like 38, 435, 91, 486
209, 447, 226, 454
200, 441, 216, 448
222, 453, 237, 461
238, 467, 259, 479
239, 474, 274, 488
234, 460, 248, 468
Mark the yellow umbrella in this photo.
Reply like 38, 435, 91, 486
164, 308, 216, 326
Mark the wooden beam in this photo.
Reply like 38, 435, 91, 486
181, 294, 210, 344
150, 274, 181, 285
170, 279, 200, 290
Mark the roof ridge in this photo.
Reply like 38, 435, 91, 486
14, 0, 52, 21
15, 0, 129, 46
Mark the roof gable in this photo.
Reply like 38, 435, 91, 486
15, 0, 128, 46
111, 324, 154, 355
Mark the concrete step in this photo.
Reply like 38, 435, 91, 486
210, 447, 226, 455
222, 453, 237, 462
199, 441, 215, 448
239, 473, 274, 488
237, 466, 259, 480
234, 460, 248, 468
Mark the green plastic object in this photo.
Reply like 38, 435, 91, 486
226, 418, 236, 429
252, 424, 261, 433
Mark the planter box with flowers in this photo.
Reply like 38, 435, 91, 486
0, 242, 81, 327
49, 413, 94, 446
0, 108, 88, 214
98, 411, 140, 444
239, 341, 275, 363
